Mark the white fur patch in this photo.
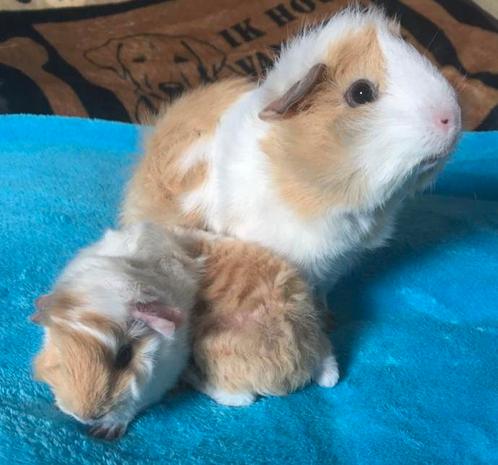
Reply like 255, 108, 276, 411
50, 316, 117, 351
72, 321, 117, 351
178, 138, 210, 173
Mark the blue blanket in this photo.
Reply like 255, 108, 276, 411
0, 115, 497, 465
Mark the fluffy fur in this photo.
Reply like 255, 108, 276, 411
173, 227, 338, 406
33, 223, 200, 439
121, 6, 461, 284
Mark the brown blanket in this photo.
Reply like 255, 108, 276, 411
1, 0, 497, 130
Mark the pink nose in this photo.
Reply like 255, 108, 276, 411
435, 113, 453, 131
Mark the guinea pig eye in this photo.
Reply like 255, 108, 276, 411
345, 79, 377, 107
115, 343, 133, 369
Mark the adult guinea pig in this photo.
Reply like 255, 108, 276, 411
121, 6, 461, 286
32, 223, 200, 440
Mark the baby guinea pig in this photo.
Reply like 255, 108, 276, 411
32, 223, 200, 440
121, 6, 461, 286
171, 226, 338, 407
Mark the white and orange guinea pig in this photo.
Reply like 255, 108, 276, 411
32, 223, 337, 440
121, 6, 461, 286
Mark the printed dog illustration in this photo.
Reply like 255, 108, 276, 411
85, 33, 240, 120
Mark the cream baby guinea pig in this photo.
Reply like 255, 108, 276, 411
32, 223, 200, 440
121, 6, 461, 286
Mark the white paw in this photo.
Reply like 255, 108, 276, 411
315, 355, 339, 388
210, 389, 256, 407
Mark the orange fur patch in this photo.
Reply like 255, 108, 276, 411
46, 329, 113, 420
188, 234, 331, 396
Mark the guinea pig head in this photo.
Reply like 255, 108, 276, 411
32, 291, 187, 440
259, 7, 461, 213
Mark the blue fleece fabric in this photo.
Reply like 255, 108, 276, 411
0, 115, 497, 465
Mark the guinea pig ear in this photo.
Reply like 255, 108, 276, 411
259, 63, 328, 121
30, 294, 52, 324
132, 302, 185, 338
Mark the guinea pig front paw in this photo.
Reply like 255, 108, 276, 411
88, 422, 128, 440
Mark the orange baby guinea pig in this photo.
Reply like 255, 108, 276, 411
175, 226, 338, 406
